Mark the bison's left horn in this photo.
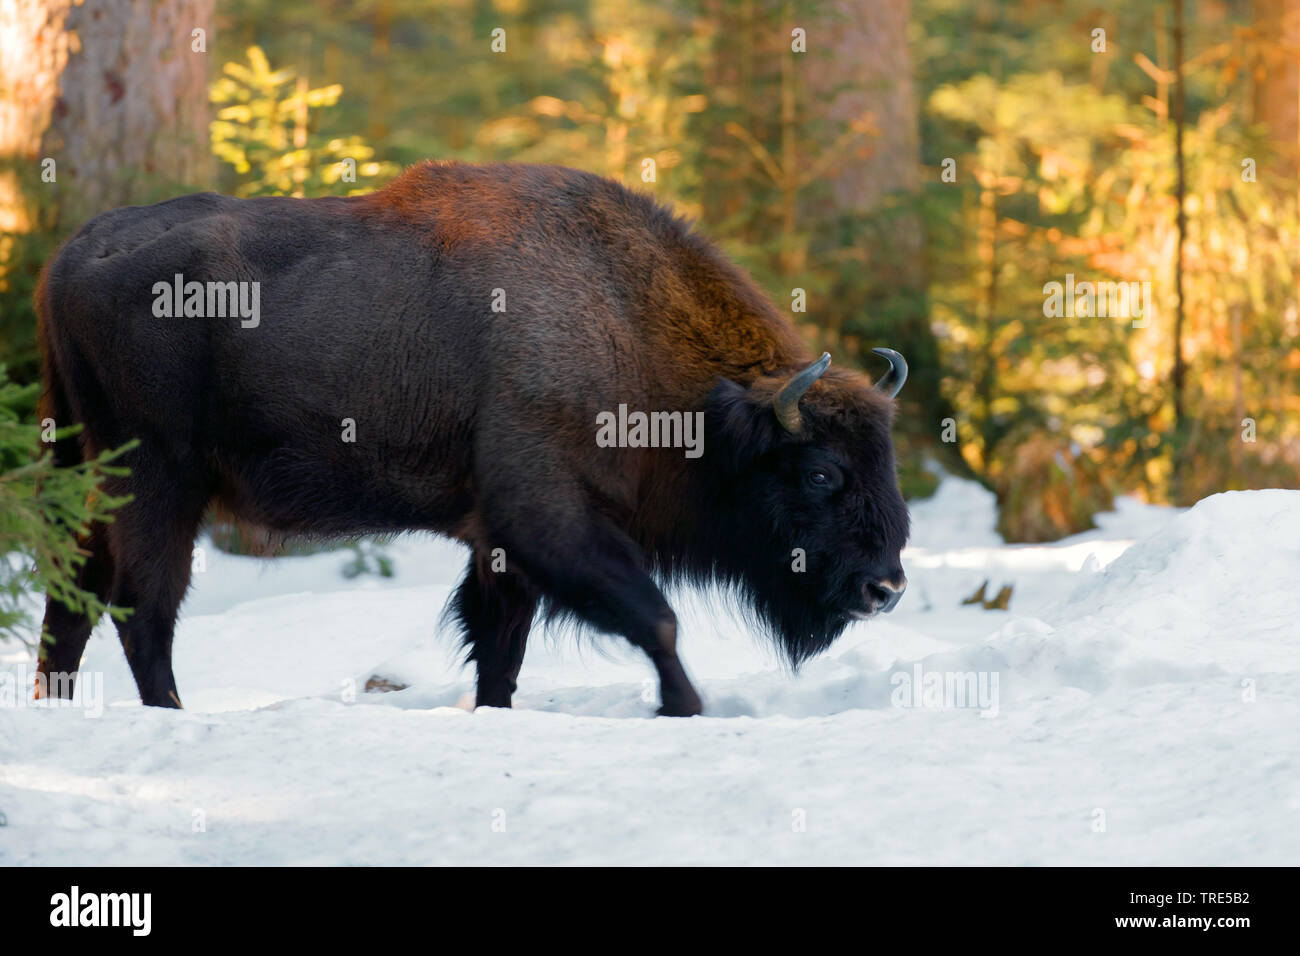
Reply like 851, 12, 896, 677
774, 352, 831, 433
871, 347, 908, 398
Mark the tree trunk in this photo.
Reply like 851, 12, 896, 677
1254, 0, 1300, 176
1229, 302, 1247, 486
1171, 0, 1189, 498
805, 0, 920, 241
0, 0, 213, 378
803, 0, 955, 455
1, 0, 214, 233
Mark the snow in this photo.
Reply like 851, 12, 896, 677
2, 475, 1297, 865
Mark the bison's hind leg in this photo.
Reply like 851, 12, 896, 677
103, 444, 212, 708
451, 554, 538, 708
36, 524, 114, 700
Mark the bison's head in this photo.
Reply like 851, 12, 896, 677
701, 349, 910, 665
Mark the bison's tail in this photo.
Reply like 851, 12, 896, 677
35, 265, 85, 470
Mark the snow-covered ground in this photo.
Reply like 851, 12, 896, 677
2, 474, 1297, 865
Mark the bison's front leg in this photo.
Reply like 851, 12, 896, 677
480, 509, 702, 717
646, 618, 704, 717
591, 586, 702, 717
451, 554, 537, 708
509, 532, 702, 717
550, 545, 701, 716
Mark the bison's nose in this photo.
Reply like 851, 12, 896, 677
865, 577, 907, 614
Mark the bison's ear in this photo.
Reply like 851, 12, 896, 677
705, 378, 783, 474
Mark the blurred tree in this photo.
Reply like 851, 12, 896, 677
918, 0, 1300, 529
209, 45, 399, 197
926, 73, 1137, 507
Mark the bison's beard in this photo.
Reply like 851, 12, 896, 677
656, 520, 856, 669
732, 552, 857, 667
745, 584, 851, 666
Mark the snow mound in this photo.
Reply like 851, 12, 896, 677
913, 489, 1300, 701
907, 465, 1002, 550
1051, 490, 1300, 671
1062, 490, 1298, 613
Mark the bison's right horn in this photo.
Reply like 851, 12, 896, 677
871, 347, 908, 398
774, 352, 831, 433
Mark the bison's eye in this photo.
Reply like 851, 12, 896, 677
800, 462, 844, 493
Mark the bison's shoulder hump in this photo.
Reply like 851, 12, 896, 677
60, 192, 245, 265
378, 159, 695, 241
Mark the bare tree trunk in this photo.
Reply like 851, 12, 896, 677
1230, 302, 1246, 486
1, 0, 214, 233
1254, 0, 1300, 176
1171, 0, 1189, 496
0, 0, 212, 377
976, 177, 998, 467
803, 0, 954, 451
778, 5, 800, 274
806, 0, 920, 236
368, 0, 392, 143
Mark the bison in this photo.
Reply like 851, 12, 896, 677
35, 161, 909, 716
